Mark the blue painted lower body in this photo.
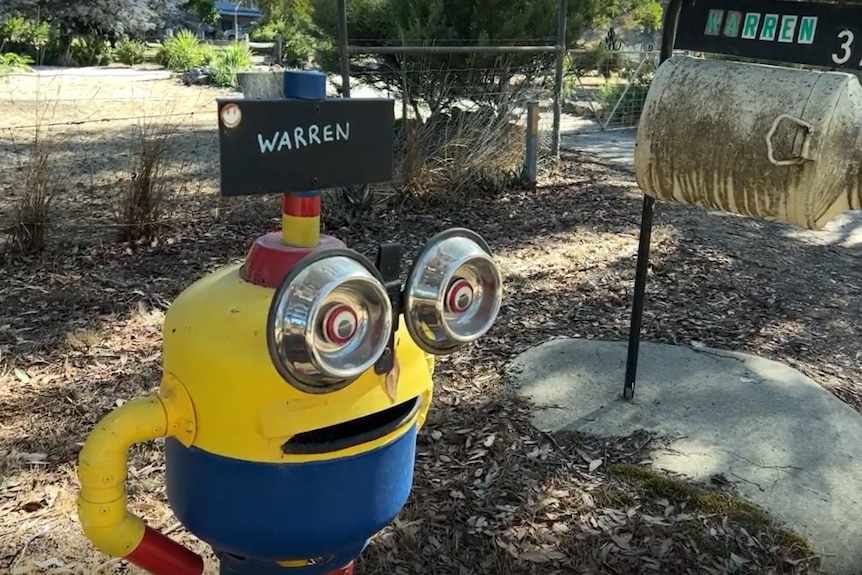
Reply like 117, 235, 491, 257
164, 424, 417, 574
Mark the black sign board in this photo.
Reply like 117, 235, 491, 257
217, 98, 395, 197
675, 0, 862, 70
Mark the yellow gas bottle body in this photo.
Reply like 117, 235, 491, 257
76, 227, 504, 575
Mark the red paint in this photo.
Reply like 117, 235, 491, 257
241, 232, 345, 288
446, 278, 473, 313
125, 526, 204, 575
322, 304, 358, 345
323, 562, 355, 575
282, 193, 321, 217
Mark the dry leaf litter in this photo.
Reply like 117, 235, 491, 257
3, 152, 859, 574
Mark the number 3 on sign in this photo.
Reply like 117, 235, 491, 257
832, 29, 856, 65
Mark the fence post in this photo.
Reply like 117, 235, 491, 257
336, 0, 351, 97
551, 0, 568, 159
523, 100, 539, 186
274, 34, 283, 66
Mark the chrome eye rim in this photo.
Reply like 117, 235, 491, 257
267, 248, 393, 394
403, 228, 503, 355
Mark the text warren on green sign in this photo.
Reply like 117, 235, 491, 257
704, 10, 817, 44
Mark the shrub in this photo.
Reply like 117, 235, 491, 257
251, 19, 318, 67
0, 15, 50, 60
211, 42, 253, 87
281, 29, 319, 67
198, 44, 219, 66
312, 0, 601, 109
156, 30, 205, 73
395, 107, 524, 206
250, 20, 284, 42
254, 0, 320, 63
64, 35, 113, 66
114, 38, 147, 65
0, 52, 34, 74
570, 45, 626, 79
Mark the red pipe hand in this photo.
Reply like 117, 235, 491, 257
125, 526, 204, 575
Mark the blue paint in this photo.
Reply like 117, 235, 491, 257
290, 190, 323, 197
283, 70, 327, 101
281, 69, 326, 207
164, 425, 417, 564
215, 1, 263, 18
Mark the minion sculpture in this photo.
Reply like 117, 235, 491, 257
76, 70, 504, 575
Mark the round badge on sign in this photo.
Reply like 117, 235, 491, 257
220, 103, 242, 129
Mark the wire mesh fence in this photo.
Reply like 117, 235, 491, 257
0, 70, 250, 249
336, 42, 662, 176
0, 59, 550, 251
341, 45, 561, 194
0, 31, 662, 252
562, 48, 659, 134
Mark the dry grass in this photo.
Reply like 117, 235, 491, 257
118, 123, 170, 243
1, 95, 61, 254
64, 328, 103, 351
359, 62, 550, 210
325, 102, 533, 227
4, 145, 54, 254
0, 69, 236, 248
395, 109, 525, 204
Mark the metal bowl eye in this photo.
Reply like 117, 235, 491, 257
403, 228, 503, 355
267, 248, 393, 393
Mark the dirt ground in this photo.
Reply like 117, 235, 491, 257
0, 68, 237, 248
2, 70, 860, 575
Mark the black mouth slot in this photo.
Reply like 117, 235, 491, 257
282, 396, 421, 455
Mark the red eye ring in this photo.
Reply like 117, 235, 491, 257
322, 304, 358, 345
446, 278, 474, 314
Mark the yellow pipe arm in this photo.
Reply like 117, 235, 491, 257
77, 396, 168, 557
77, 378, 198, 571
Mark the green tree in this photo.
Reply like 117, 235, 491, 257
183, 0, 219, 24
312, 0, 397, 50
250, 0, 320, 65
592, 0, 663, 36
313, 0, 621, 117
630, 1, 663, 34
255, 0, 314, 22
2, 0, 187, 36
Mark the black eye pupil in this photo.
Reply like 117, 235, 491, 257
337, 320, 352, 337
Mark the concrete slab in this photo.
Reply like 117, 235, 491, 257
561, 128, 637, 171
509, 338, 862, 575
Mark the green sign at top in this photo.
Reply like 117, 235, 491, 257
674, 0, 862, 71
704, 9, 817, 45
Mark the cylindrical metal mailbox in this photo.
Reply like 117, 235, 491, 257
635, 55, 862, 230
